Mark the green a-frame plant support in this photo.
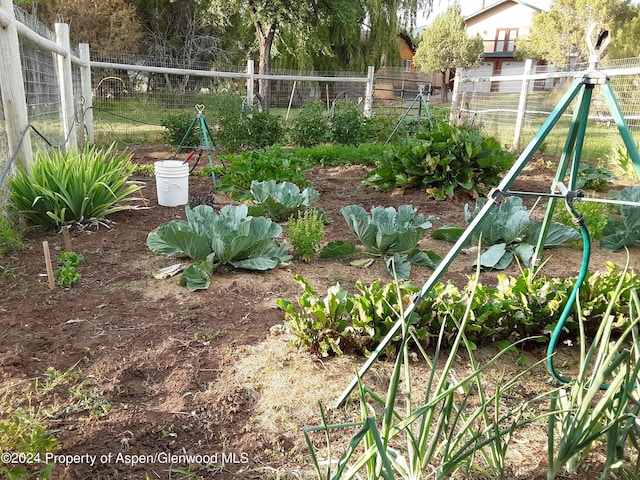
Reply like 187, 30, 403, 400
170, 104, 222, 187
336, 24, 640, 407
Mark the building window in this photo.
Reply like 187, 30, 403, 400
403, 59, 412, 72
495, 28, 518, 53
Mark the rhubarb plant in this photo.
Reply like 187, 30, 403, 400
147, 204, 291, 290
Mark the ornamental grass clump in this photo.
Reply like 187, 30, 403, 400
9, 144, 144, 229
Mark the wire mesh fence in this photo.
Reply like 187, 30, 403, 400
89, 52, 380, 145
454, 58, 640, 163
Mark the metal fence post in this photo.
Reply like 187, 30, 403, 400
55, 22, 77, 151
0, 0, 33, 172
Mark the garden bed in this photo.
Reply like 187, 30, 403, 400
1, 144, 638, 479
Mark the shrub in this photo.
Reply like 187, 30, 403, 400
200, 92, 284, 152
9, 144, 144, 229
329, 100, 367, 145
161, 113, 200, 147
245, 110, 284, 149
289, 101, 329, 147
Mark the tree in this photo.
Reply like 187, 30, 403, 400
128, 0, 232, 93
207, 0, 435, 111
32, 0, 143, 54
515, 0, 639, 65
413, 6, 484, 101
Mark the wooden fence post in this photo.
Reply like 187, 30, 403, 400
79, 43, 94, 145
0, 0, 33, 173
246, 59, 255, 107
513, 59, 533, 151
55, 22, 77, 152
363, 66, 375, 118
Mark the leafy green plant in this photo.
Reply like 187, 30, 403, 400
214, 146, 311, 200
364, 121, 516, 199
329, 100, 367, 145
56, 252, 84, 288
147, 204, 291, 291
552, 198, 610, 241
351, 279, 425, 353
279, 262, 639, 353
0, 215, 22, 257
601, 186, 640, 251
278, 274, 355, 357
286, 209, 325, 262
575, 163, 616, 191
9, 144, 144, 229
248, 180, 320, 222
290, 143, 390, 167
608, 143, 640, 180
321, 205, 441, 279
0, 409, 58, 480
289, 101, 329, 147
433, 196, 581, 269
132, 163, 155, 177
161, 113, 200, 147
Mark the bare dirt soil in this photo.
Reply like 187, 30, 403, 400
1, 144, 638, 480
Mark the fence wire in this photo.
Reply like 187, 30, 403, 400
456, 58, 640, 162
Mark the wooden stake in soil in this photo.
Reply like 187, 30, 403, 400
42, 241, 56, 290
62, 226, 72, 252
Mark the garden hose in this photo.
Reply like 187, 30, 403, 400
546, 190, 591, 384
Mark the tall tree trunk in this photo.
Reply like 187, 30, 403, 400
254, 20, 277, 113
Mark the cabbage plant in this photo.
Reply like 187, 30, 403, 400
247, 180, 319, 222
321, 204, 440, 279
432, 196, 581, 270
147, 204, 291, 290
601, 186, 640, 251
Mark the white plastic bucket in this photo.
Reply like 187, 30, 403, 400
154, 160, 189, 206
